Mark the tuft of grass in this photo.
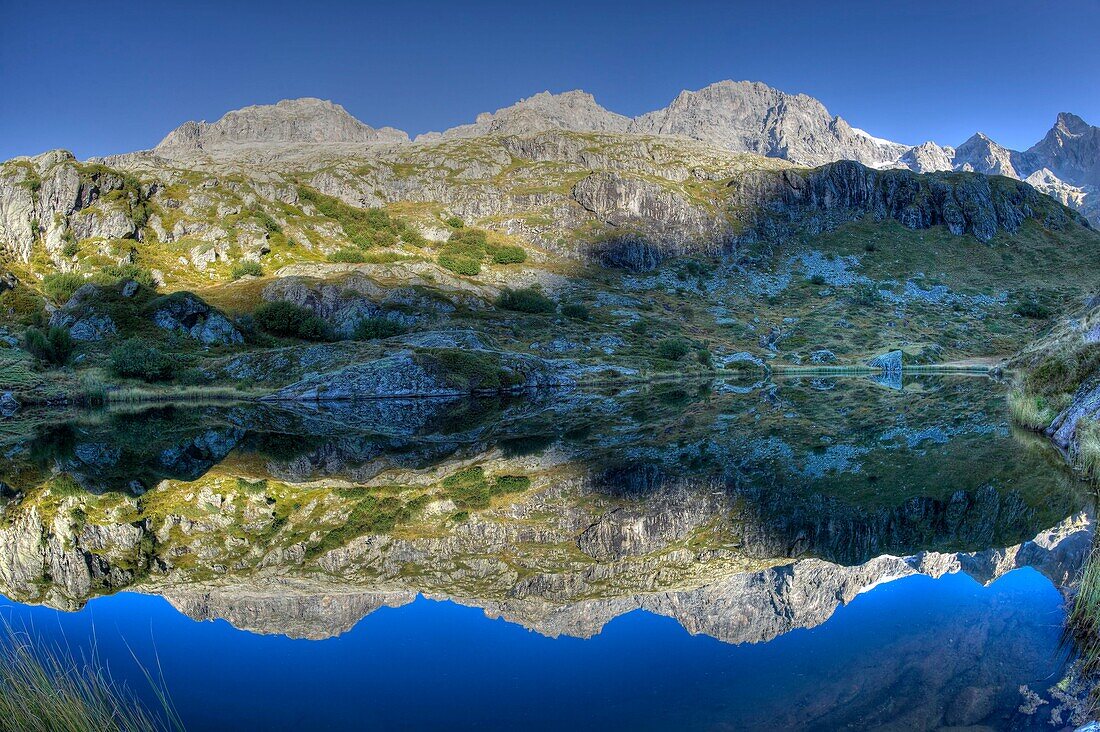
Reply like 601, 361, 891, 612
1077, 419, 1100, 481
230, 261, 263, 280
0, 624, 184, 732
1007, 388, 1061, 430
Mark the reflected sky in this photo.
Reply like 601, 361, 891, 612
0, 568, 1071, 731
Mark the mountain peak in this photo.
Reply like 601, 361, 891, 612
155, 97, 409, 156
1055, 112, 1091, 136
423, 89, 630, 141
630, 80, 905, 167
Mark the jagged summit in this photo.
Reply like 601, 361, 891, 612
630, 80, 907, 168
418, 90, 631, 141
951, 132, 1033, 178
1027, 111, 1100, 187
155, 97, 409, 156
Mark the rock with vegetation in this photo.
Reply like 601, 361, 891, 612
151, 291, 243, 345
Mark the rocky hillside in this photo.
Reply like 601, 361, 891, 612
1, 81, 1098, 403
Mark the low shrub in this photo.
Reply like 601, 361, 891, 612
41, 273, 86, 303
95, 264, 157, 290
1015, 298, 1052, 319
110, 338, 174, 381
24, 326, 74, 367
560, 302, 589, 320
656, 337, 692, 361
328, 249, 368, 263
1026, 354, 1081, 396
353, 317, 406, 340
231, 261, 264, 279
496, 287, 555, 314
253, 301, 334, 341
490, 245, 527, 264
438, 254, 481, 276
850, 283, 881, 306
442, 467, 531, 510
429, 349, 514, 391
444, 215, 464, 229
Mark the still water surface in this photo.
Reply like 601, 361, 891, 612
0, 375, 1092, 730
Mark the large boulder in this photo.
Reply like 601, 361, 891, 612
151, 292, 243, 345
49, 284, 117, 341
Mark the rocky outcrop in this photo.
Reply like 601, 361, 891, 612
49, 283, 118, 341
733, 160, 1082, 243
261, 272, 442, 337
0, 150, 139, 263
260, 348, 572, 401
0, 391, 18, 416
1048, 379, 1100, 450
150, 292, 243, 345
155, 98, 409, 157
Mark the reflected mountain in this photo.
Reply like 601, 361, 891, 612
0, 375, 1092, 644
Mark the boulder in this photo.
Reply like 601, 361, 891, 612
151, 292, 243, 345
49, 284, 117, 341
867, 349, 903, 374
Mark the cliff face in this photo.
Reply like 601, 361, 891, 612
731, 161, 1082, 244
0, 150, 141, 263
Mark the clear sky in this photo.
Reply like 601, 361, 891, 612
2, 0, 1098, 160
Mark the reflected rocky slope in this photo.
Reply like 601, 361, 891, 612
0, 376, 1092, 643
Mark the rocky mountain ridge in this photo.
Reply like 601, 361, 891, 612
139, 82, 1100, 225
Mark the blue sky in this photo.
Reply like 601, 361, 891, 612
2, 0, 1098, 160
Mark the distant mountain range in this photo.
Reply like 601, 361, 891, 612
150, 80, 1100, 223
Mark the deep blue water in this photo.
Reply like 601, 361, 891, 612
0, 568, 1069, 731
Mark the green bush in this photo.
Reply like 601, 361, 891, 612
490, 245, 527, 264
230, 261, 264, 280
444, 216, 464, 229
353, 317, 406, 340
441, 467, 531, 510
95, 264, 157, 290
438, 254, 481, 276
110, 338, 174, 381
1015, 298, 1052, 319
696, 348, 713, 367
496, 287, 555, 314
656, 338, 692, 361
560, 302, 589, 320
250, 207, 282, 234
41, 273, 86, 303
253, 301, 334, 341
24, 326, 74, 367
447, 228, 487, 250
328, 249, 368, 263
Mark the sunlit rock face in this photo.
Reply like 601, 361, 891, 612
0, 376, 1092, 643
